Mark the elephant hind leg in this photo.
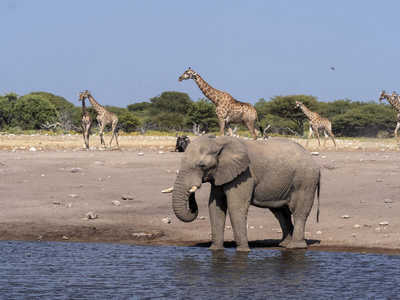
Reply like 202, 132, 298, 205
270, 206, 294, 247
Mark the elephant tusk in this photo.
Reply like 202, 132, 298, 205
161, 187, 174, 193
188, 186, 198, 193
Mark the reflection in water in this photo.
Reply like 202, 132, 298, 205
0, 241, 399, 299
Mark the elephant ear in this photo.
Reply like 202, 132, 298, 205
213, 137, 250, 186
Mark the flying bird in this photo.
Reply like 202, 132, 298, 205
331, 67, 335, 70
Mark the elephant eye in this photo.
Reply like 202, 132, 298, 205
199, 162, 207, 170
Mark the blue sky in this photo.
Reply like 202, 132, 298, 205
1, 1, 399, 107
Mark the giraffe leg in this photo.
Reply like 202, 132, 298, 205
245, 120, 257, 140
328, 131, 337, 148
306, 126, 313, 148
218, 119, 226, 137
109, 125, 119, 148
323, 131, 328, 149
314, 127, 321, 148
226, 124, 234, 136
394, 122, 400, 148
99, 124, 106, 147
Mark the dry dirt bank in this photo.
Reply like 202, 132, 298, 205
0, 133, 399, 255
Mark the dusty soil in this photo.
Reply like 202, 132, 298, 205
0, 133, 399, 255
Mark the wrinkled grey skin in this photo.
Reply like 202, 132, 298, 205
172, 134, 320, 252
174, 134, 190, 152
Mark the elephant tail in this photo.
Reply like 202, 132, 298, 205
316, 173, 321, 223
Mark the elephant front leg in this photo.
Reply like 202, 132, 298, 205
225, 176, 253, 252
208, 187, 227, 251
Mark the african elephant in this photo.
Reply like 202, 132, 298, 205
164, 134, 320, 252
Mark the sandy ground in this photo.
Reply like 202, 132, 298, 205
0, 133, 399, 255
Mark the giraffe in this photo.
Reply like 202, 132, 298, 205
84, 91, 119, 149
295, 100, 337, 148
379, 90, 400, 148
178, 67, 261, 140
78, 91, 93, 149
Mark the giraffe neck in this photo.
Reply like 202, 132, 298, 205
193, 73, 224, 106
386, 95, 400, 112
81, 98, 89, 114
300, 104, 319, 121
87, 94, 105, 114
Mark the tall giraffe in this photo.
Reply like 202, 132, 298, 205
178, 67, 261, 140
379, 90, 400, 147
78, 91, 92, 149
84, 91, 119, 149
295, 101, 336, 148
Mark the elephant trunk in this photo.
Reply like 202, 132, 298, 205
172, 173, 199, 222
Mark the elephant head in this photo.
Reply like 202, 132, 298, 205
166, 134, 251, 222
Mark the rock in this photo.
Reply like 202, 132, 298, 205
316, 231, 322, 235
29, 147, 36, 152
85, 211, 98, 220
323, 164, 336, 170
342, 215, 350, 219
122, 195, 134, 201
69, 194, 78, 198
62, 236, 69, 240
158, 151, 165, 154
311, 152, 319, 156
131, 230, 165, 240
53, 201, 61, 205
138, 152, 144, 156
162, 218, 171, 224
197, 216, 206, 220
384, 199, 394, 203
112, 200, 121, 206
379, 221, 389, 226
66, 203, 74, 208
353, 224, 362, 229
321, 156, 327, 159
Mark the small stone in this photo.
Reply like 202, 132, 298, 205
162, 218, 171, 224
158, 151, 165, 154
122, 195, 134, 201
62, 236, 69, 240
379, 221, 389, 226
69, 194, 78, 198
197, 216, 205, 220
342, 215, 350, 219
29, 147, 36, 152
85, 211, 98, 220
353, 224, 362, 229
316, 231, 322, 235
311, 152, 319, 156
351, 233, 356, 237
375, 228, 381, 232
53, 201, 61, 205
138, 152, 144, 156
384, 199, 394, 203
112, 200, 121, 206
66, 203, 74, 208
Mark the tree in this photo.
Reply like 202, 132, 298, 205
149, 91, 194, 116
12, 94, 58, 130
186, 98, 219, 133
0, 93, 18, 128
332, 102, 396, 137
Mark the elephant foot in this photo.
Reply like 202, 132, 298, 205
279, 234, 292, 247
286, 240, 307, 250
236, 243, 251, 252
209, 244, 225, 251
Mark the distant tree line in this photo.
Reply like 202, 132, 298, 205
0, 91, 397, 138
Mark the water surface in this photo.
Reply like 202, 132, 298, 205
0, 241, 398, 299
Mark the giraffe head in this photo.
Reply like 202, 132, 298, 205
178, 67, 197, 82
295, 100, 303, 108
379, 90, 389, 102
78, 90, 88, 102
